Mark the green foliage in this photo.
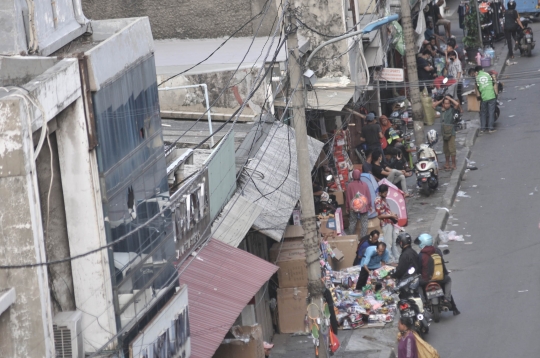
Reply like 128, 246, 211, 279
463, 0, 481, 49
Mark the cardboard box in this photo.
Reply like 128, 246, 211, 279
333, 190, 344, 205
283, 224, 304, 239
277, 287, 308, 333
276, 250, 308, 288
332, 247, 345, 262
214, 325, 265, 358
367, 217, 381, 235
328, 235, 359, 271
319, 218, 337, 235
466, 92, 480, 112
270, 242, 305, 262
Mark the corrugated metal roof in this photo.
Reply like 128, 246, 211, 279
212, 122, 324, 245
179, 239, 278, 358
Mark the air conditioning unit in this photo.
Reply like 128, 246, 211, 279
53, 311, 83, 358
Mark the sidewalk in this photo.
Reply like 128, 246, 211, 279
269, 3, 509, 357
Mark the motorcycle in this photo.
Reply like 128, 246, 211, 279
388, 97, 414, 130
393, 267, 430, 337
414, 143, 439, 196
518, 17, 535, 57
422, 249, 459, 322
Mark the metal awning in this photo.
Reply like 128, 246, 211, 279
211, 121, 324, 245
179, 239, 278, 358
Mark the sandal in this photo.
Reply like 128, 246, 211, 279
452, 165, 457, 170
443, 166, 451, 171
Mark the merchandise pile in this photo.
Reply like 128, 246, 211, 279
323, 260, 398, 329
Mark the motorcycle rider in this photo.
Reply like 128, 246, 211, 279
416, 233, 460, 315
504, 1, 524, 59
391, 233, 420, 280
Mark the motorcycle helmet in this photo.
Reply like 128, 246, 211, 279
507, 1, 516, 10
396, 232, 412, 247
320, 192, 329, 202
427, 129, 438, 146
416, 233, 433, 249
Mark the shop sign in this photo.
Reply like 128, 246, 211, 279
129, 285, 191, 358
171, 169, 210, 263
374, 68, 404, 82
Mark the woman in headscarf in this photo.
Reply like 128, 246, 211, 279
346, 169, 372, 238
379, 115, 392, 140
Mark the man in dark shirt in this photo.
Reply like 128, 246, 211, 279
362, 149, 373, 174
417, 49, 435, 81
360, 113, 383, 150
372, 150, 411, 197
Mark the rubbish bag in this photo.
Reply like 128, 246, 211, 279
421, 87, 436, 125
438, 230, 464, 242
329, 330, 340, 353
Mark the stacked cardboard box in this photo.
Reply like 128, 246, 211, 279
327, 235, 359, 271
274, 225, 308, 333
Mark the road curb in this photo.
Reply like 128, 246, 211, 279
465, 126, 479, 147
431, 146, 471, 244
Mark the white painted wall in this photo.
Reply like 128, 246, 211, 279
56, 97, 118, 352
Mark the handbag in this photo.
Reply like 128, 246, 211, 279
442, 124, 453, 140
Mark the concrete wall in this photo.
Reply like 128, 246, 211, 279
157, 68, 269, 117
35, 132, 76, 315
0, 0, 87, 56
55, 98, 118, 352
0, 96, 55, 358
291, 0, 350, 78
82, 0, 277, 40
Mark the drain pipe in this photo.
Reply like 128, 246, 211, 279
72, 0, 89, 25
159, 84, 214, 147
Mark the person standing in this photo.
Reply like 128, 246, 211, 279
360, 112, 384, 154
446, 50, 463, 105
355, 242, 390, 290
346, 169, 372, 238
504, 1, 524, 59
375, 184, 400, 261
432, 95, 460, 170
468, 66, 498, 133
397, 317, 418, 358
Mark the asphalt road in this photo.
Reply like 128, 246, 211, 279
422, 23, 540, 357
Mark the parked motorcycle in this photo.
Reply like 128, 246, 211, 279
388, 97, 413, 130
422, 249, 459, 322
393, 268, 430, 337
518, 17, 535, 57
414, 131, 439, 196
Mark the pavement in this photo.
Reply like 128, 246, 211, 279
269, 0, 512, 356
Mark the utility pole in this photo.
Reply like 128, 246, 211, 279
400, 0, 425, 145
286, 9, 329, 358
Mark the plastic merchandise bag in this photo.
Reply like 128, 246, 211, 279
438, 230, 464, 242
329, 330, 341, 353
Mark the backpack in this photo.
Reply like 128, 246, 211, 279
413, 331, 440, 358
419, 252, 445, 281
350, 192, 369, 215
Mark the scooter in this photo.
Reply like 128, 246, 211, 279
518, 17, 535, 57
389, 97, 414, 130
421, 249, 460, 322
393, 268, 430, 337
414, 143, 439, 196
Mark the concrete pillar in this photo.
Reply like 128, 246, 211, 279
55, 98, 117, 351
0, 97, 54, 357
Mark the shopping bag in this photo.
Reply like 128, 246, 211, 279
413, 331, 440, 358
329, 330, 340, 353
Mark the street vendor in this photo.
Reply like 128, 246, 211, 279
355, 242, 390, 290
353, 230, 380, 266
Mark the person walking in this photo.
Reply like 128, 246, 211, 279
504, 1, 524, 59
355, 242, 390, 290
346, 169, 372, 238
397, 317, 418, 358
468, 66, 498, 133
432, 95, 460, 170
375, 184, 400, 261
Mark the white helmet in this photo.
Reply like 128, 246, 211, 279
427, 129, 438, 145
320, 192, 329, 202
